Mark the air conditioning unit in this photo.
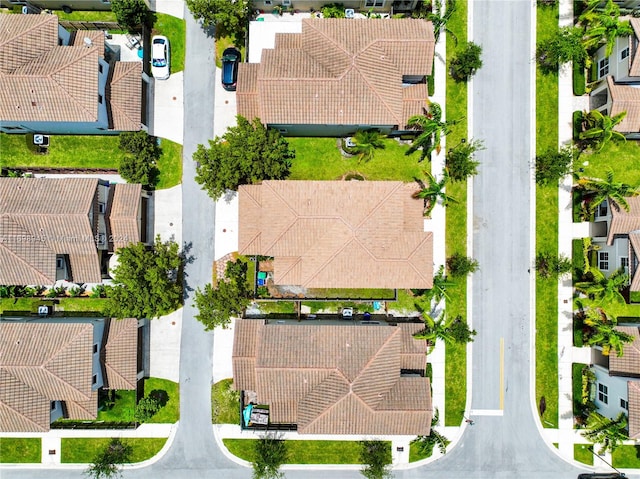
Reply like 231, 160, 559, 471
345, 8, 355, 18
282, 0, 291, 5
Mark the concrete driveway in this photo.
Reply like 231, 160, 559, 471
150, 72, 184, 145
213, 67, 237, 139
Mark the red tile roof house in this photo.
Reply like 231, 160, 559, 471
232, 319, 432, 435
0, 177, 151, 286
0, 13, 145, 135
0, 316, 145, 432
590, 325, 640, 440
237, 18, 435, 137
588, 196, 640, 299
238, 180, 433, 291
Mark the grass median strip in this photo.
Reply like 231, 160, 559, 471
0, 438, 41, 463
535, 2, 560, 429
61, 438, 166, 463
223, 439, 386, 464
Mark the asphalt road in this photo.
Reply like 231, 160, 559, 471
2, 3, 639, 479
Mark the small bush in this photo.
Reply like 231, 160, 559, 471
535, 146, 574, 185
90, 284, 107, 299
448, 316, 477, 343
536, 251, 572, 279
321, 3, 346, 17
68, 286, 84, 297
445, 139, 483, 181
446, 253, 479, 277
134, 396, 161, 423
450, 42, 483, 82
573, 60, 586, 96
427, 74, 435, 96
573, 111, 583, 141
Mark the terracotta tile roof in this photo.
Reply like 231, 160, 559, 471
107, 183, 142, 250
238, 181, 433, 289
103, 318, 138, 390
65, 390, 98, 420
232, 320, 431, 435
0, 177, 102, 284
0, 322, 94, 432
606, 76, 640, 134
238, 18, 434, 127
0, 14, 101, 123
630, 233, 640, 292
108, 61, 142, 131
629, 381, 640, 439
630, 19, 640, 77
606, 196, 640, 245
72, 30, 104, 48
609, 326, 640, 377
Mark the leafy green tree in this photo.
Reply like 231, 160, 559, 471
406, 103, 460, 162
413, 310, 476, 350
579, 110, 627, 152
575, 267, 628, 304
579, 0, 633, 56
574, 168, 640, 214
186, 0, 250, 41
358, 440, 392, 479
134, 396, 161, 422
446, 253, 479, 278
348, 130, 386, 163
413, 171, 457, 217
448, 315, 477, 344
105, 236, 183, 319
252, 434, 288, 479
111, 0, 149, 33
535, 146, 574, 186
583, 308, 634, 356
582, 411, 628, 454
85, 438, 132, 479
535, 251, 572, 279
450, 41, 483, 81
410, 408, 451, 457
445, 139, 483, 181
536, 26, 588, 73
194, 116, 294, 200
118, 131, 162, 187
194, 259, 252, 330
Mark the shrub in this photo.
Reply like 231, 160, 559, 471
536, 26, 587, 74
573, 60, 586, 96
535, 251, 572, 279
573, 111, 583, 141
445, 139, 483, 181
68, 286, 84, 297
321, 2, 346, 17
253, 434, 288, 479
359, 440, 392, 479
118, 131, 162, 187
448, 316, 477, 343
446, 253, 479, 277
134, 396, 161, 423
111, 0, 149, 33
91, 284, 107, 299
450, 42, 483, 82
535, 146, 574, 185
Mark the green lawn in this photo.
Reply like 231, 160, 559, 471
444, 0, 468, 428
212, 378, 240, 424
144, 378, 179, 423
535, 3, 560, 430
0, 297, 106, 314
612, 445, 640, 468
153, 13, 186, 73
288, 137, 423, 182
54, 10, 117, 22
578, 140, 640, 185
409, 441, 430, 462
97, 390, 136, 422
223, 439, 379, 464
0, 438, 41, 463
574, 444, 594, 465
61, 438, 166, 463
0, 133, 182, 189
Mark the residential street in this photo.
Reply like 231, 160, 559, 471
3, 2, 640, 479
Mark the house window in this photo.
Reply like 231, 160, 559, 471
621, 257, 629, 269
621, 47, 630, 61
599, 252, 609, 270
96, 233, 106, 245
98, 94, 103, 104
598, 202, 608, 217
599, 57, 610, 78
93, 344, 98, 354
598, 383, 609, 404
92, 375, 97, 385
56, 257, 64, 269
98, 202, 106, 214
264, 0, 272, 4
365, 0, 385, 6
99, 64, 103, 74
51, 402, 56, 411
621, 398, 629, 410
277, 128, 288, 134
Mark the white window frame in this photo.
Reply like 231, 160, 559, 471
365, 0, 385, 6
621, 257, 629, 269
264, 0, 272, 5
621, 47, 630, 61
621, 398, 629, 410
598, 383, 609, 404
598, 251, 609, 270
598, 57, 610, 79
598, 202, 608, 217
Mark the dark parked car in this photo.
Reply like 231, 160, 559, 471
577, 474, 626, 479
221, 47, 240, 91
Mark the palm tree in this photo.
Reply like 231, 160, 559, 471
427, 0, 458, 45
583, 308, 634, 357
413, 310, 457, 351
575, 267, 628, 304
349, 129, 386, 163
413, 171, 457, 217
410, 408, 451, 457
406, 103, 461, 162
574, 168, 640, 214
582, 411, 628, 454
579, 109, 627, 152
579, 0, 633, 56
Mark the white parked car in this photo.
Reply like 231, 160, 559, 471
151, 35, 170, 80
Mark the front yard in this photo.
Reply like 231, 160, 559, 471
61, 438, 166, 463
212, 379, 240, 424
0, 438, 41, 463
0, 297, 106, 315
